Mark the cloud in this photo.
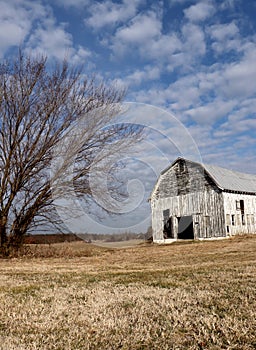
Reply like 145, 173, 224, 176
85, 0, 143, 30
115, 11, 161, 44
0, 0, 48, 56
209, 22, 239, 41
219, 0, 238, 10
70, 46, 92, 65
110, 11, 169, 59
25, 18, 74, 60
184, 1, 216, 22
185, 99, 236, 124
0, 0, 93, 64
126, 65, 161, 86
111, 12, 207, 69
214, 118, 256, 138
207, 22, 241, 54
215, 46, 256, 98
181, 23, 206, 56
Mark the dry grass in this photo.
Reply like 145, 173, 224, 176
0, 235, 256, 349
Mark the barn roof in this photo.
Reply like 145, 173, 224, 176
203, 163, 256, 194
160, 157, 256, 195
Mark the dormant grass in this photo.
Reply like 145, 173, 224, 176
0, 236, 255, 349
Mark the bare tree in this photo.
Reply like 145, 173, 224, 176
0, 52, 142, 253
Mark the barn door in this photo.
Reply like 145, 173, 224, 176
178, 216, 194, 239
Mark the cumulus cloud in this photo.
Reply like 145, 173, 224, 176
115, 11, 161, 44
1, 0, 255, 177
0, 0, 48, 56
126, 65, 161, 86
209, 22, 239, 41
110, 11, 207, 69
25, 18, 74, 60
185, 100, 236, 124
0, 0, 93, 64
85, 0, 143, 29
184, 1, 216, 22
109, 11, 167, 59
181, 23, 206, 56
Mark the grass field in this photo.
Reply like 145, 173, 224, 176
0, 235, 255, 349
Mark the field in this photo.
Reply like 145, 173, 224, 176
0, 236, 255, 349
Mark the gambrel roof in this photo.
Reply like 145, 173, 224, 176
152, 157, 256, 197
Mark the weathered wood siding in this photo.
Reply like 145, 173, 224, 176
152, 159, 219, 199
223, 192, 256, 235
151, 159, 226, 242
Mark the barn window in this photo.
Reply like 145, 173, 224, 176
241, 214, 245, 225
231, 215, 235, 226
179, 161, 185, 173
236, 200, 245, 213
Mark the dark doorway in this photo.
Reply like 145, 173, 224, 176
163, 217, 173, 238
178, 216, 194, 239
240, 200, 244, 214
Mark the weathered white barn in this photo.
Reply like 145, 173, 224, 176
150, 157, 256, 243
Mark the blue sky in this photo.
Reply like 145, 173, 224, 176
1, 0, 256, 233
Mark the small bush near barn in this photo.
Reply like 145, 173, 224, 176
0, 235, 255, 349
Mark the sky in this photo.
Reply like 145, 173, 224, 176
1, 0, 256, 234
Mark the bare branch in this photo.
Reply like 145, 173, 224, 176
0, 51, 143, 252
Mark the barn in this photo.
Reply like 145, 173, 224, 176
150, 157, 256, 243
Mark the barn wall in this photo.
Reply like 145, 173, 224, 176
223, 192, 256, 235
151, 190, 226, 242
152, 159, 219, 200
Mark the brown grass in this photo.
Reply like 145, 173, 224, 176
0, 235, 256, 349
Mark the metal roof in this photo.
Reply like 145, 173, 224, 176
203, 163, 256, 194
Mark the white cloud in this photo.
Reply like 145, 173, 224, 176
111, 12, 207, 68
181, 23, 206, 56
219, 0, 237, 10
208, 22, 241, 54
214, 118, 256, 138
209, 22, 239, 41
25, 18, 74, 61
0, 0, 93, 64
218, 47, 256, 98
70, 46, 92, 65
115, 12, 161, 44
85, 0, 143, 29
185, 99, 236, 124
126, 65, 161, 86
145, 34, 182, 59
184, 1, 216, 22
0, 0, 48, 56
110, 11, 169, 59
